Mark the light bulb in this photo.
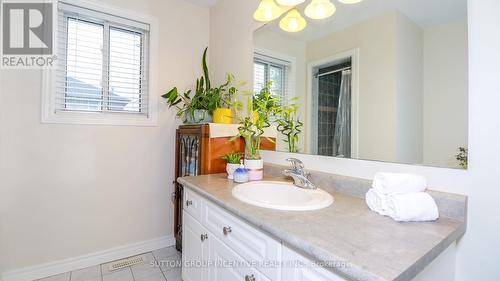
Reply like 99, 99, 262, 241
338, 0, 363, 4
305, 0, 336, 20
276, 0, 306, 6
279, 9, 307, 33
253, 0, 283, 22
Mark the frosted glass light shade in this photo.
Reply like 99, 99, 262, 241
305, 0, 336, 20
253, 0, 282, 22
338, 0, 363, 4
276, 0, 306, 6
279, 9, 307, 32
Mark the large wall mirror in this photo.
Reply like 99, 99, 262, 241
253, 0, 468, 169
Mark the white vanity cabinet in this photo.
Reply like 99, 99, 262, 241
182, 212, 209, 281
182, 188, 348, 281
281, 246, 346, 281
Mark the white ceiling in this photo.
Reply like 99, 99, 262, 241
184, 0, 219, 8
260, 0, 467, 42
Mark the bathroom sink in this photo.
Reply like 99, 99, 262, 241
232, 181, 333, 211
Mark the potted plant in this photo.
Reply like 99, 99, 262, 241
163, 47, 243, 124
276, 97, 303, 153
162, 47, 214, 124
232, 82, 282, 180
209, 74, 243, 124
221, 151, 243, 179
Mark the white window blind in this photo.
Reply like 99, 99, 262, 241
56, 2, 150, 115
253, 53, 291, 103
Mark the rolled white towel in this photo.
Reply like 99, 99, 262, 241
372, 172, 427, 195
365, 188, 391, 216
385, 192, 439, 222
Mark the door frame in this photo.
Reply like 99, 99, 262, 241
306, 48, 359, 158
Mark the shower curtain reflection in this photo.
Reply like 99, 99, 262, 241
333, 70, 351, 158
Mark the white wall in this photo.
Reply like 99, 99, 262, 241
0, 0, 209, 272
423, 19, 469, 168
209, 0, 500, 279
395, 12, 423, 165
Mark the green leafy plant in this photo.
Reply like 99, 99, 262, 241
276, 97, 303, 153
162, 47, 241, 122
207, 74, 243, 110
456, 147, 468, 169
232, 82, 282, 160
221, 151, 243, 164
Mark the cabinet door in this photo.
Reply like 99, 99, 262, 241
203, 199, 281, 280
182, 211, 209, 281
209, 234, 271, 281
282, 246, 347, 281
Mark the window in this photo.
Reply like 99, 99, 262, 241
253, 53, 291, 103
42, 1, 157, 126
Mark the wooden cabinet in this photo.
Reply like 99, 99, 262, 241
174, 124, 276, 251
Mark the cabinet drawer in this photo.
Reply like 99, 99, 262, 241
184, 188, 203, 222
203, 200, 281, 281
210, 234, 271, 281
281, 246, 347, 281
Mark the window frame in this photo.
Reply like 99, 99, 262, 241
42, 0, 158, 126
253, 52, 293, 104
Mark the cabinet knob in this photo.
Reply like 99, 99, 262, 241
186, 200, 193, 207
245, 274, 256, 281
200, 234, 208, 241
223, 226, 232, 235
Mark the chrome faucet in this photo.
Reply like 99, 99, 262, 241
283, 158, 317, 190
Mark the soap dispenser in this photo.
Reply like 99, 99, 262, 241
233, 160, 249, 183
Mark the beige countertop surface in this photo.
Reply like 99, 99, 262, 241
178, 174, 466, 281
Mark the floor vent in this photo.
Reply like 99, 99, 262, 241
108, 255, 145, 271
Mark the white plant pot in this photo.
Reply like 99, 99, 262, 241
226, 163, 240, 180
244, 159, 264, 181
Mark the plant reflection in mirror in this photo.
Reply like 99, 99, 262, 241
277, 97, 303, 153
232, 81, 282, 160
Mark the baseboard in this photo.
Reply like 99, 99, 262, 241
1, 235, 175, 281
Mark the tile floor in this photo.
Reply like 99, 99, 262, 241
35, 247, 182, 281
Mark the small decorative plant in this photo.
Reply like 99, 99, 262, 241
221, 151, 243, 164
276, 97, 303, 153
455, 147, 468, 169
221, 151, 243, 179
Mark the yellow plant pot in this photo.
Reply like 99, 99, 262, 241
213, 108, 233, 124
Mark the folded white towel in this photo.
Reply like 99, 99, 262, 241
365, 188, 439, 222
365, 188, 391, 216
385, 192, 439, 222
372, 172, 427, 195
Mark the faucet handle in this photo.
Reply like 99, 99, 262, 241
286, 158, 304, 171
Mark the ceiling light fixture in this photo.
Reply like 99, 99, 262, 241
276, 0, 306, 6
279, 8, 307, 32
253, 0, 283, 22
304, 0, 336, 20
338, 0, 363, 4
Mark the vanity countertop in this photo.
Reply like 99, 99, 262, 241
178, 174, 466, 281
